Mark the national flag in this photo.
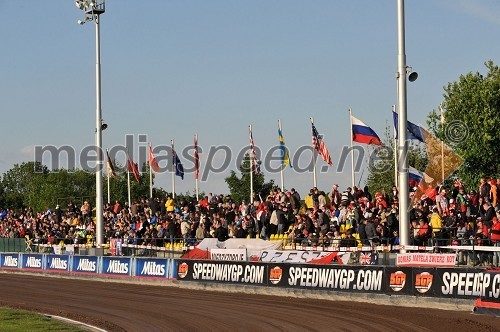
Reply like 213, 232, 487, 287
409, 166, 433, 188
194, 134, 200, 180
249, 126, 261, 174
278, 126, 291, 168
454, 179, 463, 188
105, 149, 116, 177
351, 115, 382, 145
392, 111, 425, 143
311, 122, 333, 166
148, 146, 160, 173
126, 151, 140, 183
172, 145, 184, 180
360, 252, 378, 265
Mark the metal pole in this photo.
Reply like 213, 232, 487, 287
310, 117, 317, 188
279, 119, 284, 192
393, 105, 398, 187
171, 139, 175, 199
349, 108, 355, 188
397, 0, 410, 251
149, 143, 153, 199
440, 104, 445, 183
94, 13, 104, 248
127, 163, 131, 210
249, 125, 254, 204
107, 164, 110, 204
195, 134, 199, 202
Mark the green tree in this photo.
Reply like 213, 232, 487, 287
1, 162, 48, 209
427, 61, 500, 189
225, 154, 274, 204
366, 125, 428, 194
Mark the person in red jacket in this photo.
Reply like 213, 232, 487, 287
491, 216, 500, 266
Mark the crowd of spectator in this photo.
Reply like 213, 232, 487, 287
1, 177, 500, 264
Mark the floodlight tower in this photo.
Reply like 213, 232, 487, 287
75, 0, 106, 249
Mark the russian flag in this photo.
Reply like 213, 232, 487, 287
409, 166, 434, 188
351, 115, 382, 145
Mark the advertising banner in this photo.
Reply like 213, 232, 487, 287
45, 255, 70, 272
177, 260, 268, 285
412, 268, 436, 296
72, 256, 99, 274
258, 250, 349, 264
21, 254, 44, 271
210, 249, 247, 261
101, 257, 132, 276
396, 253, 457, 267
434, 268, 495, 299
0, 253, 19, 269
267, 264, 385, 293
385, 267, 413, 295
135, 258, 169, 278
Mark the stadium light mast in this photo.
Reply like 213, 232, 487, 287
396, 0, 418, 251
75, 0, 106, 249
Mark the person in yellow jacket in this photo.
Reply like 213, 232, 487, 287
165, 196, 175, 212
304, 189, 314, 210
430, 207, 444, 246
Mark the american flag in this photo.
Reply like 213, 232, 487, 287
311, 122, 333, 166
249, 125, 260, 174
194, 134, 200, 180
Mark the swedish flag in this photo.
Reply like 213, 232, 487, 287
278, 127, 291, 168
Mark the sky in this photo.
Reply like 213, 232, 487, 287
0, 0, 499, 198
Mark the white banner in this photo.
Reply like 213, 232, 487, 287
257, 250, 350, 264
210, 249, 247, 261
397, 253, 457, 267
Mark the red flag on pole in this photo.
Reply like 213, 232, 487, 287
148, 146, 160, 173
126, 151, 140, 183
194, 134, 200, 180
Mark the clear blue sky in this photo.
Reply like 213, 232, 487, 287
0, 0, 499, 197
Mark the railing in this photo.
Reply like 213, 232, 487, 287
4, 233, 500, 267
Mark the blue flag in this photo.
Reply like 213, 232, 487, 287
392, 111, 425, 143
173, 148, 184, 180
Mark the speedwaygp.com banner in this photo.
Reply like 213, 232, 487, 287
177, 260, 268, 285
268, 264, 385, 292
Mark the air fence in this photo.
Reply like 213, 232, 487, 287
1, 252, 500, 302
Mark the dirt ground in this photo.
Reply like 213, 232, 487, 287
0, 273, 498, 332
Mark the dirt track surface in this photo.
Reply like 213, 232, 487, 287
0, 274, 499, 332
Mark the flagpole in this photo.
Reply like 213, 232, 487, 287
393, 105, 398, 187
126, 150, 131, 210
249, 125, 254, 204
149, 143, 153, 199
106, 148, 110, 204
171, 139, 175, 199
440, 104, 445, 183
278, 119, 284, 192
349, 108, 355, 188
310, 117, 317, 188
195, 134, 199, 202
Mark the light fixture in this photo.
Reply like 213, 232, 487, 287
77, 19, 85, 25
75, 1, 84, 10
101, 120, 108, 131
406, 66, 418, 82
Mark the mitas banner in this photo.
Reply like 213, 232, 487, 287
268, 264, 385, 293
257, 250, 350, 264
